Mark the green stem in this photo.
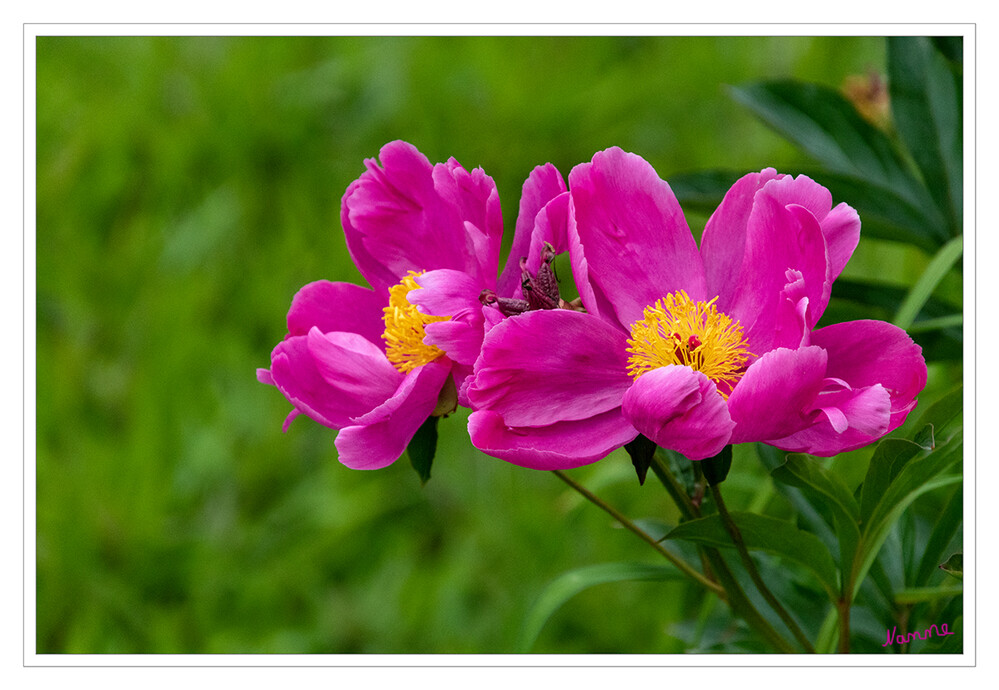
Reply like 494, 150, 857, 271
650, 451, 698, 518
649, 451, 798, 654
837, 599, 852, 654
552, 470, 724, 596
710, 483, 816, 653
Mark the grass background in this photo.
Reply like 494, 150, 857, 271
35, 35, 947, 654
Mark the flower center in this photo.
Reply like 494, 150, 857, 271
382, 271, 450, 373
626, 290, 752, 397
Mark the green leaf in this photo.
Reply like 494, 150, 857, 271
888, 37, 963, 236
860, 438, 932, 526
668, 169, 743, 214
518, 562, 684, 652
914, 485, 962, 586
852, 443, 963, 599
894, 585, 962, 605
919, 615, 963, 654
665, 512, 839, 601
772, 453, 860, 578
911, 383, 963, 446
893, 235, 963, 330
940, 553, 963, 581
624, 434, 657, 485
805, 170, 946, 251
406, 415, 439, 485
729, 81, 931, 210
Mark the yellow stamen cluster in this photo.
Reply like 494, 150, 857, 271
382, 271, 450, 373
626, 290, 752, 397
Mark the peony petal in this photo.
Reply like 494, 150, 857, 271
726, 180, 832, 354
433, 159, 503, 287
468, 408, 638, 471
567, 147, 706, 331
821, 202, 861, 282
700, 168, 782, 306
769, 382, 892, 456
340, 141, 488, 295
408, 269, 488, 366
334, 357, 452, 470
306, 327, 403, 411
498, 163, 567, 298
809, 319, 927, 430
267, 332, 396, 430
727, 346, 829, 443
286, 280, 387, 347
621, 366, 734, 461
467, 309, 633, 427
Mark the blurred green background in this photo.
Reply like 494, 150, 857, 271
37, 35, 955, 654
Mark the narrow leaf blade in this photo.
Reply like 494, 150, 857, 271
518, 562, 684, 652
665, 512, 840, 600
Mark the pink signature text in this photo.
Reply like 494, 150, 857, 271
883, 623, 956, 647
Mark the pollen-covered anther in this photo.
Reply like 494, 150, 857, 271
626, 290, 752, 398
382, 271, 450, 373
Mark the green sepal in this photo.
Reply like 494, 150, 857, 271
700, 445, 732, 486
623, 434, 657, 485
406, 415, 439, 485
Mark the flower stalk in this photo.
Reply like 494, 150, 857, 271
709, 481, 816, 653
551, 470, 724, 597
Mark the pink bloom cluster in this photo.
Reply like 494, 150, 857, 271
260, 141, 927, 472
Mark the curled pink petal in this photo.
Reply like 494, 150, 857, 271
621, 366, 734, 461
334, 357, 452, 470
468, 408, 638, 471
769, 382, 892, 456
267, 332, 397, 430
809, 319, 927, 430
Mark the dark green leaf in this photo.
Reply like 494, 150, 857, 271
518, 562, 684, 652
771, 453, 860, 576
931, 36, 964, 65
860, 438, 931, 526
406, 415, 439, 485
668, 169, 743, 214
624, 434, 657, 485
729, 81, 931, 211
888, 37, 963, 236
665, 512, 839, 600
700, 445, 732, 486
805, 170, 947, 250
919, 615, 962, 654
939, 553, 963, 581
915, 485, 962, 586
852, 442, 963, 598
911, 384, 963, 447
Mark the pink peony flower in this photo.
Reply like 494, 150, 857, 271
258, 140, 566, 469
467, 147, 928, 469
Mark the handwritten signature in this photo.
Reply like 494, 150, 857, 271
883, 622, 956, 647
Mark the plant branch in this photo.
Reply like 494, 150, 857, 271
552, 469, 724, 596
710, 483, 816, 653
